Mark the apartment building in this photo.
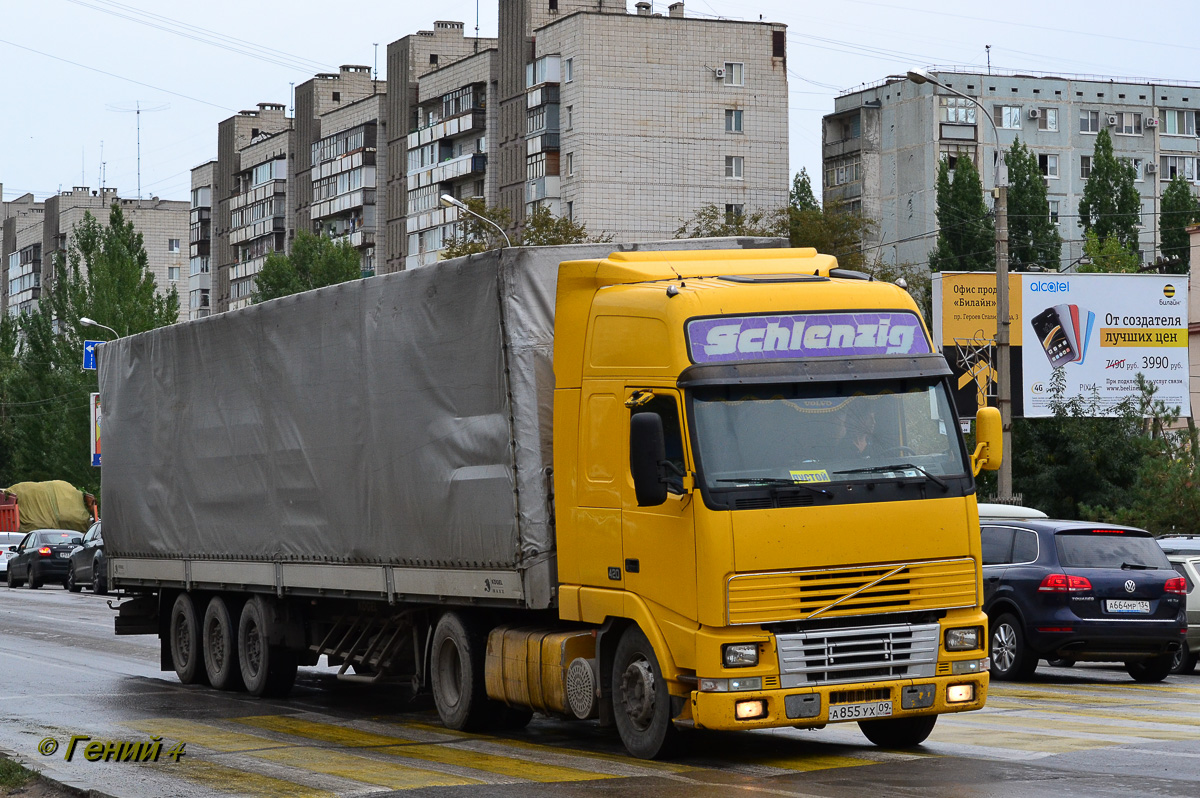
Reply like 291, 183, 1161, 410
825, 69, 1200, 270
384, 22, 496, 274
228, 129, 294, 311
2, 186, 187, 321
310, 92, 386, 276
404, 48, 497, 268
188, 162, 214, 320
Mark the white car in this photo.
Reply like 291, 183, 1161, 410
0, 532, 24, 576
1158, 536, 1200, 674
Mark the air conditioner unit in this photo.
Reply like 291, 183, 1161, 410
1146, 117, 1160, 128
1028, 108, 1041, 120
1145, 162, 1157, 174
714, 67, 726, 79
1107, 114, 1119, 126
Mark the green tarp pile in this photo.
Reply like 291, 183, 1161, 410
2, 481, 93, 533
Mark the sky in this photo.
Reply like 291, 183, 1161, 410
2, 0, 1198, 205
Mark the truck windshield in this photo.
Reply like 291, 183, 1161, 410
690, 378, 968, 489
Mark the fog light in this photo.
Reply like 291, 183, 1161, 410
946, 684, 975, 704
723, 643, 759, 668
944, 627, 982, 651
735, 699, 767, 720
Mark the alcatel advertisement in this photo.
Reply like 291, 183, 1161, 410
933, 272, 1189, 419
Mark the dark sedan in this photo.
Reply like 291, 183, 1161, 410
981, 518, 1187, 682
5, 529, 84, 589
66, 521, 107, 594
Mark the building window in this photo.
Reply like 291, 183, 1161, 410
1080, 155, 1092, 179
994, 105, 1022, 129
1160, 155, 1197, 180
825, 157, 862, 187
837, 115, 861, 140
565, 105, 573, 130
725, 156, 744, 179
563, 58, 573, 83
566, 201, 573, 220
1038, 108, 1058, 131
549, 0, 558, 9
332, 91, 341, 102
1115, 112, 1142, 135
723, 62, 744, 86
430, 54, 438, 65
1038, 153, 1059, 178
939, 96, 975, 124
725, 204, 744, 224
566, 152, 574, 176
725, 109, 743, 133
1162, 109, 1198, 136
1132, 158, 1143, 180
168, 238, 180, 253
1048, 200, 1059, 225
1079, 110, 1100, 133
168, 266, 180, 281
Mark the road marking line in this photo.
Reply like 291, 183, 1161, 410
985, 700, 1200, 728
175, 759, 338, 798
945, 713, 1198, 742
927, 725, 1111, 753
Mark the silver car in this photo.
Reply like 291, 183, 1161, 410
1158, 535, 1200, 674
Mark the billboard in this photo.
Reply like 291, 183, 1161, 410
933, 272, 1189, 419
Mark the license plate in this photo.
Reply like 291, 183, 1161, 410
57, 552, 69, 559
827, 700, 893, 722
1106, 599, 1150, 613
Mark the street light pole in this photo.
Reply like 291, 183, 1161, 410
439, 194, 512, 249
80, 317, 120, 339
908, 68, 1013, 499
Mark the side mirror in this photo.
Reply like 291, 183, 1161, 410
630, 411, 669, 507
6, 545, 15, 552
972, 406, 1003, 475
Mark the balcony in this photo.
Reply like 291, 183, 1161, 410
406, 204, 460, 234
407, 153, 487, 188
229, 179, 286, 211
526, 176, 561, 203
527, 134, 560, 156
406, 109, 487, 149
332, 230, 376, 249
310, 189, 376, 220
526, 85, 560, 109
229, 217, 285, 245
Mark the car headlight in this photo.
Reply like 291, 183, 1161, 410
722, 643, 759, 668
944, 627, 982, 651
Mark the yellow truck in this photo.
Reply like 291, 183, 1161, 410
101, 243, 999, 759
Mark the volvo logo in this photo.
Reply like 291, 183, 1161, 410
1124, 580, 1136, 593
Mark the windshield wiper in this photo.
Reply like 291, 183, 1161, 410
833, 463, 947, 490
715, 478, 832, 497
1120, 562, 1154, 570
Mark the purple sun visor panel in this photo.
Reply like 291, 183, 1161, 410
686, 311, 931, 364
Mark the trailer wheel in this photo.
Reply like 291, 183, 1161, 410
169, 594, 210, 685
203, 596, 245, 691
611, 625, 678, 759
238, 596, 298, 697
430, 612, 492, 731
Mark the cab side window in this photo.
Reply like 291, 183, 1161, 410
636, 394, 686, 494
981, 526, 1014, 565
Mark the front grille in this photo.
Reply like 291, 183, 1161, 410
734, 493, 815, 510
727, 558, 977, 625
829, 687, 891, 705
776, 622, 939, 687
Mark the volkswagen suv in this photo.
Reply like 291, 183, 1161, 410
980, 517, 1187, 682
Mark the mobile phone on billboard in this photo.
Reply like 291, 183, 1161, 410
1031, 305, 1079, 367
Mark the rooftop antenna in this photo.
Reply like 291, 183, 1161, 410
986, 44, 991, 75
373, 43, 379, 81
99, 140, 106, 191
474, 0, 479, 52
289, 82, 295, 116
107, 101, 169, 199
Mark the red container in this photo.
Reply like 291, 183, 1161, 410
0, 492, 17, 533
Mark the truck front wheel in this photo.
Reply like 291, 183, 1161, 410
858, 714, 938, 748
430, 612, 492, 731
238, 596, 298, 697
169, 594, 210, 685
611, 626, 678, 759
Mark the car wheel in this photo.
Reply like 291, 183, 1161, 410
66, 564, 82, 593
6, 567, 18, 589
169, 593, 209, 685
989, 613, 1037, 680
1046, 657, 1074, 668
238, 596, 297, 697
859, 714, 938, 748
92, 556, 107, 595
611, 625, 680, 760
1127, 654, 1174, 683
1169, 643, 1196, 675
26, 565, 40, 590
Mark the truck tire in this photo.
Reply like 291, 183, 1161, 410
203, 596, 245, 691
611, 625, 678, 760
430, 611, 492, 732
169, 594, 210, 685
858, 715, 938, 748
238, 596, 298, 697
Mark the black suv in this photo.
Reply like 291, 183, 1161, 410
981, 518, 1187, 682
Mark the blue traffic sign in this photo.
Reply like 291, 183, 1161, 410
83, 340, 100, 370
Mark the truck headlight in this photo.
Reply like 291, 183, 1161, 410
944, 627, 982, 651
722, 643, 759, 668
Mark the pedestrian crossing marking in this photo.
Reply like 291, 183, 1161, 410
928, 725, 1112, 753
175, 759, 336, 798
946, 712, 1199, 742
235, 715, 615, 783
125, 719, 294, 753
743, 753, 876, 772
986, 687, 1158, 707
981, 700, 1200, 728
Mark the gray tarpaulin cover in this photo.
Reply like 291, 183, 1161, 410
97, 239, 780, 594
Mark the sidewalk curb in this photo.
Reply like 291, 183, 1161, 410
0, 744, 120, 798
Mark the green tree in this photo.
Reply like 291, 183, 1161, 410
789, 199, 875, 271
927, 156, 995, 272
1077, 230, 1140, 273
790, 167, 820, 212
1078, 128, 1141, 252
1003, 138, 1062, 270
255, 229, 362, 302
2, 205, 179, 492
520, 205, 612, 245
1160, 175, 1199, 273
440, 199, 513, 258
674, 204, 787, 239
